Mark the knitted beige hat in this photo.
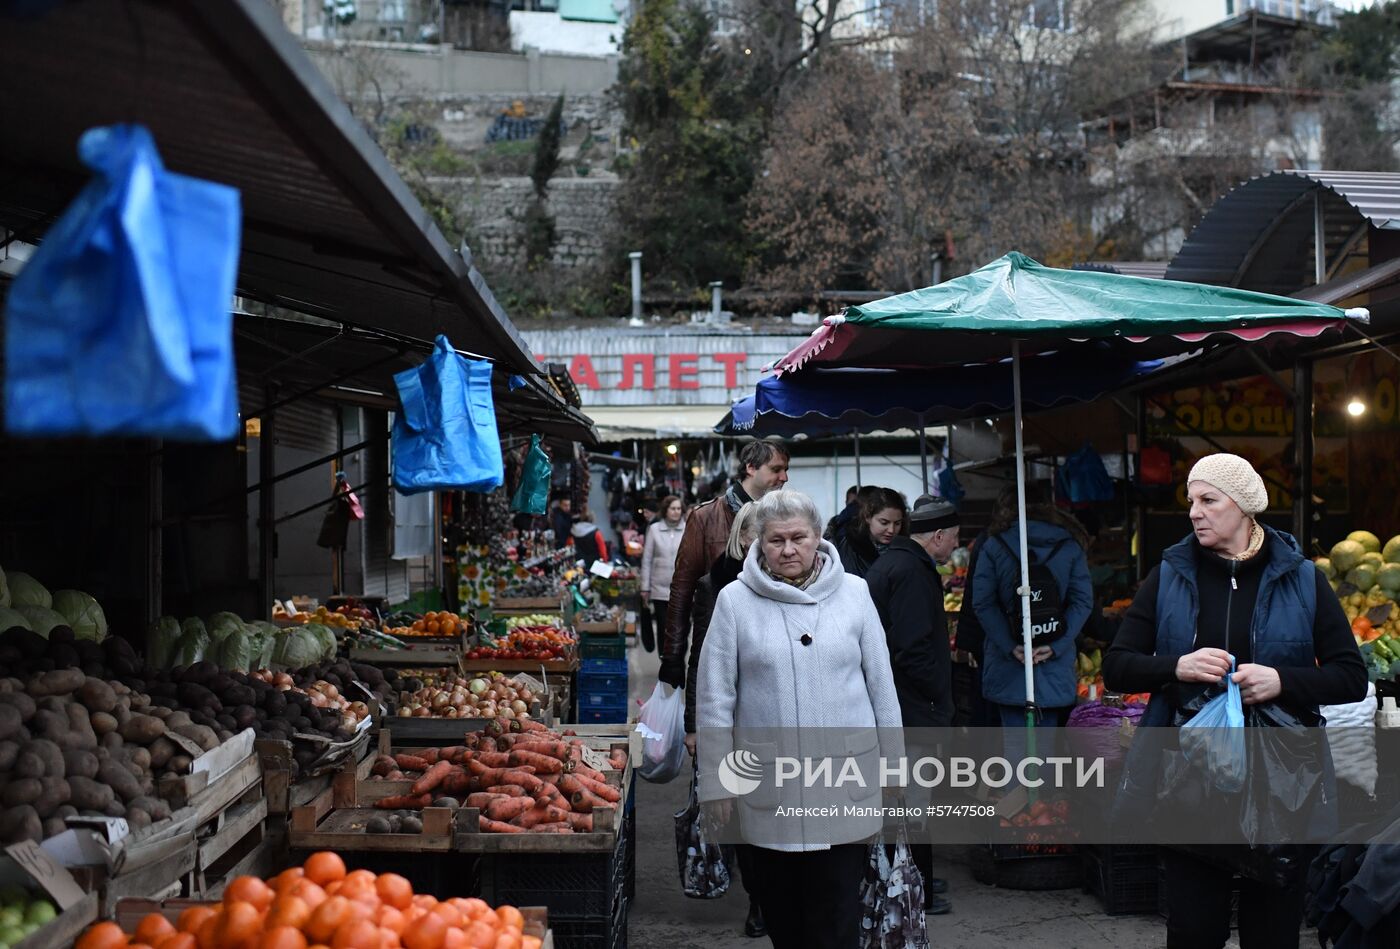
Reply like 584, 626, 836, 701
1187, 453, 1267, 515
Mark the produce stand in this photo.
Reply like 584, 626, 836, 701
349, 639, 466, 666
11, 892, 99, 949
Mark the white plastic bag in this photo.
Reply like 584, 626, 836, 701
635, 682, 686, 783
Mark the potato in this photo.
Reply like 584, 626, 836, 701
26, 669, 85, 697
61, 749, 97, 780
149, 707, 172, 721
173, 723, 219, 753
127, 746, 152, 772
0, 805, 41, 844
14, 750, 44, 779
147, 737, 175, 770
0, 692, 36, 722
129, 693, 151, 710
2, 778, 42, 807
168, 754, 192, 774
30, 709, 67, 745
120, 715, 166, 745
130, 795, 171, 822
103, 799, 126, 818
67, 776, 113, 812
97, 760, 143, 803
25, 739, 64, 778
163, 710, 192, 730
124, 807, 152, 830
90, 712, 118, 736
34, 778, 70, 818
0, 741, 17, 772
0, 704, 20, 741
62, 705, 98, 751
366, 816, 391, 834
77, 678, 117, 714
100, 732, 123, 751
113, 705, 132, 727
36, 697, 67, 715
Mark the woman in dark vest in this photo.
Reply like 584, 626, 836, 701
1103, 453, 1365, 949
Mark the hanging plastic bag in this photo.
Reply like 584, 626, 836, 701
937, 466, 965, 506
4, 124, 241, 440
392, 335, 504, 495
859, 816, 929, 949
635, 682, 686, 783
1179, 658, 1247, 793
510, 435, 553, 515
1056, 442, 1115, 504
674, 762, 731, 899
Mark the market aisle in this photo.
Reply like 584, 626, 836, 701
622, 637, 1182, 948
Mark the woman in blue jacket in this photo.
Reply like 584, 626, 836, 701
971, 483, 1093, 737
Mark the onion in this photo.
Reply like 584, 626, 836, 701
479, 702, 497, 718
397, 707, 412, 717
444, 708, 459, 718
499, 707, 516, 720
468, 678, 489, 696
511, 700, 527, 714
431, 692, 450, 709
309, 693, 329, 708
518, 689, 534, 703
464, 695, 480, 709
274, 673, 294, 688
412, 706, 430, 717
341, 713, 358, 730
518, 711, 531, 721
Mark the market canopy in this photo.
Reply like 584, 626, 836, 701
716, 350, 1189, 437
772, 252, 1364, 374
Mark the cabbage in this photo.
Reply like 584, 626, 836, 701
303, 623, 338, 661
207, 612, 245, 642
0, 565, 8, 608
246, 625, 276, 671
0, 606, 31, 632
213, 629, 253, 672
173, 624, 210, 667
51, 590, 107, 642
273, 629, 322, 669
147, 616, 181, 667
8, 573, 50, 609
17, 606, 67, 637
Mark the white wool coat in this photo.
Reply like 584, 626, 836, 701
696, 539, 904, 851
640, 519, 685, 603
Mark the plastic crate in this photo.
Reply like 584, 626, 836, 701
580, 633, 626, 660
580, 687, 628, 708
578, 671, 628, 697
581, 658, 627, 675
1083, 846, 1159, 915
479, 824, 628, 918
578, 702, 629, 724
551, 896, 628, 949
969, 844, 1082, 891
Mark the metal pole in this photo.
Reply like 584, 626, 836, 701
710, 281, 723, 320
1012, 341, 1036, 713
259, 385, 278, 620
854, 432, 862, 487
930, 253, 943, 286
918, 413, 929, 494
1315, 191, 1326, 285
1294, 358, 1315, 551
629, 251, 643, 320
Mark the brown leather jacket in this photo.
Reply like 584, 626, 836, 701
661, 495, 737, 685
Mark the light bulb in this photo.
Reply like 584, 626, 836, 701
1348, 399, 1367, 417
666, 443, 679, 455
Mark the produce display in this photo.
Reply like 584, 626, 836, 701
573, 604, 618, 625
147, 615, 338, 676
272, 604, 368, 630
394, 671, 537, 722
76, 853, 545, 949
0, 886, 58, 947
465, 625, 573, 662
501, 614, 561, 632
1319, 530, 1400, 681
0, 566, 107, 642
383, 612, 466, 639
366, 725, 629, 835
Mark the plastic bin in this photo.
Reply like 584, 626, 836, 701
1083, 846, 1159, 915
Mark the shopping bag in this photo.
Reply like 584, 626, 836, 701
4, 124, 241, 440
392, 335, 504, 495
635, 682, 686, 783
859, 817, 929, 949
674, 763, 731, 899
1056, 442, 1115, 504
1179, 659, 1247, 793
510, 435, 552, 515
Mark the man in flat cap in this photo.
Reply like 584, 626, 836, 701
865, 494, 961, 914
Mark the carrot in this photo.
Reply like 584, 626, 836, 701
512, 804, 569, 829
371, 755, 397, 777
419, 748, 441, 766
479, 817, 526, 834
439, 745, 468, 763
411, 760, 457, 796
484, 797, 535, 821
511, 739, 570, 760
374, 793, 432, 810
394, 754, 430, 772
518, 719, 550, 733
568, 789, 606, 813
509, 750, 566, 774
609, 749, 628, 770
561, 729, 578, 736
575, 774, 621, 803
534, 782, 571, 812
465, 793, 507, 809
386, 770, 407, 781
466, 751, 512, 769
526, 823, 572, 834
470, 768, 543, 794
564, 812, 593, 832
442, 771, 473, 796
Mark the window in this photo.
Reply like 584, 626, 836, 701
1031, 0, 1069, 30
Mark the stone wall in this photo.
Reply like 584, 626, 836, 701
450, 176, 621, 269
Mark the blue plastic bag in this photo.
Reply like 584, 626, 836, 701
4, 125, 241, 440
1057, 442, 1115, 504
510, 434, 552, 515
1179, 658, 1247, 793
392, 335, 504, 494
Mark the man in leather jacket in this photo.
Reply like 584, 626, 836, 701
657, 440, 789, 688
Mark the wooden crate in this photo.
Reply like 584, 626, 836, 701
189, 779, 269, 898
350, 643, 462, 666
259, 737, 376, 816
494, 597, 565, 612
458, 657, 578, 676
12, 893, 98, 949
290, 800, 464, 853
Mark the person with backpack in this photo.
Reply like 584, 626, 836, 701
971, 482, 1093, 741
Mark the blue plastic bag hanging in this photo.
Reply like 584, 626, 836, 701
4, 125, 241, 440
1057, 442, 1115, 504
1179, 658, 1247, 793
510, 434, 552, 515
392, 335, 504, 495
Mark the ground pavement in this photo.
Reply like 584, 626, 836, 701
621, 636, 1211, 948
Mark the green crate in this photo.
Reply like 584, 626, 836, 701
579, 631, 625, 660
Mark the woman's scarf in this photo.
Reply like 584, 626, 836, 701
762, 552, 827, 591
1224, 521, 1266, 562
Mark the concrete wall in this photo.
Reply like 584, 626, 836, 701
459, 175, 621, 268
304, 41, 618, 97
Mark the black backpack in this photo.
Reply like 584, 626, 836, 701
995, 534, 1072, 647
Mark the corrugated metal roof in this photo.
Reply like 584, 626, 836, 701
1074, 261, 1170, 280
1167, 170, 1400, 292
0, 0, 589, 439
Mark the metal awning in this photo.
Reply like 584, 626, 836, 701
1167, 170, 1400, 294
0, 0, 564, 389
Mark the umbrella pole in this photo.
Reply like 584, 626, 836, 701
854, 432, 862, 487
919, 413, 929, 494
1012, 341, 1039, 792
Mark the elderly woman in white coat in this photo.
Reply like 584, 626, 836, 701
696, 490, 903, 949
